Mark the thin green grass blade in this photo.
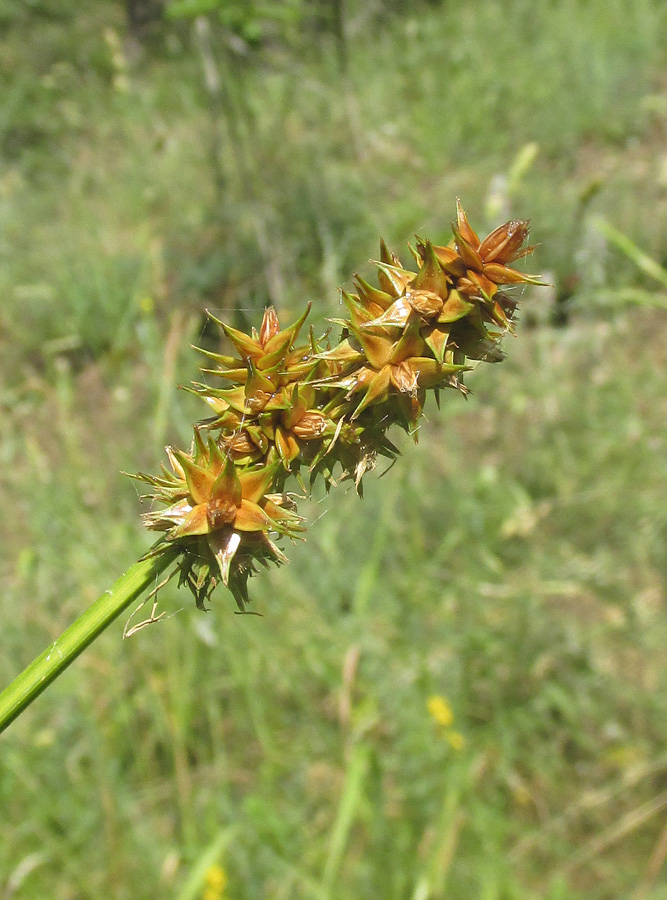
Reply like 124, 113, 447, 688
590, 217, 667, 290
411, 785, 464, 900
593, 288, 667, 310
321, 743, 369, 896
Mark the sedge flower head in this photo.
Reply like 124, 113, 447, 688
129, 203, 540, 610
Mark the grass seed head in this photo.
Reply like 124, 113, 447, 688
129, 203, 538, 609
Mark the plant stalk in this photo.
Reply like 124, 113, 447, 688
0, 548, 177, 735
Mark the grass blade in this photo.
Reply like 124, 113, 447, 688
590, 216, 667, 290
321, 743, 369, 895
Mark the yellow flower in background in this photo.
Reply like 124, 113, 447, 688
203, 864, 227, 900
427, 695, 454, 728
446, 730, 465, 752
139, 295, 155, 315
427, 695, 466, 750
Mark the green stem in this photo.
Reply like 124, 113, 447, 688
0, 549, 177, 735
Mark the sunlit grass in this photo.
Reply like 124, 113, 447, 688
2, 1, 667, 897
2, 1, 667, 363
3, 310, 667, 898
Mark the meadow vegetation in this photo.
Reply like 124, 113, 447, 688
2, 1, 667, 897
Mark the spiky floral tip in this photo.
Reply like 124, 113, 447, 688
129, 202, 539, 610
132, 432, 303, 609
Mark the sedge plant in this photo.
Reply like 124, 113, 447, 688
0, 202, 542, 733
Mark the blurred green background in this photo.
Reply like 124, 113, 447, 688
2, 1, 667, 897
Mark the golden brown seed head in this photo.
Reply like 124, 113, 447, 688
130, 201, 541, 609
478, 219, 531, 264
207, 497, 239, 530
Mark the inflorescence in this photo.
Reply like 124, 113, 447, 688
130, 202, 542, 610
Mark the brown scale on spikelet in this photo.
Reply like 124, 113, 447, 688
129, 203, 541, 610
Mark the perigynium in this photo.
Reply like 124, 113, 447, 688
130, 202, 543, 610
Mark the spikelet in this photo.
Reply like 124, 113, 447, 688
129, 203, 541, 610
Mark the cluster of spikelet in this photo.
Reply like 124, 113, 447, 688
130, 202, 541, 610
